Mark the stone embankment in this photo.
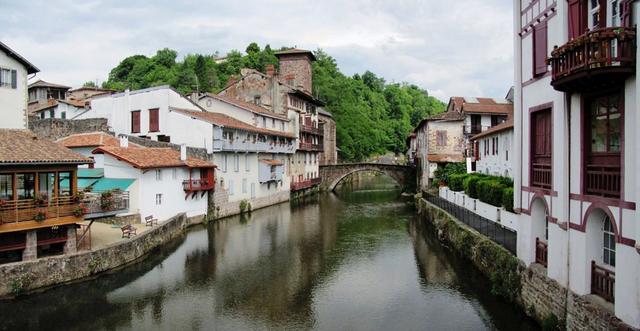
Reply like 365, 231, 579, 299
415, 195, 630, 331
0, 213, 202, 298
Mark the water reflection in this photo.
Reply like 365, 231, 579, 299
0, 173, 537, 331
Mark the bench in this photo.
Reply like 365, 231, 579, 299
121, 224, 137, 238
145, 215, 158, 227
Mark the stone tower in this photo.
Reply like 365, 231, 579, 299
274, 49, 316, 94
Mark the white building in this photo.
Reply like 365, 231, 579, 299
31, 98, 88, 120
470, 119, 514, 178
513, 0, 639, 327
92, 143, 215, 222
0, 41, 39, 129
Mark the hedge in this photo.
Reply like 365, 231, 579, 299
448, 173, 467, 192
502, 187, 514, 212
463, 174, 486, 199
477, 179, 506, 207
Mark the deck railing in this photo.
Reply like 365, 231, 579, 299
585, 164, 621, 198
591, 261, 615, 302
183, 179, 214, 191
300, 124, 323, 135
535, 237, 548, 267
83, 191, 129, 215
299, 142, 323, 151
531, 163, 552, 189
0, 196, 80, 224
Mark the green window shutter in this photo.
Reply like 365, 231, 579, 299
11, 70, 17, 89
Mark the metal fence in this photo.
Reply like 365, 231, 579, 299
424, 193, 517, 255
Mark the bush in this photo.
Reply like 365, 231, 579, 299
464, 174, 486, 199
477, 179, 506, 207
448, 173, 467, 192
433, 162, 466, 186
502, 187, 514, 212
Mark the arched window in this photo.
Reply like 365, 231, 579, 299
603, 217, 616, 267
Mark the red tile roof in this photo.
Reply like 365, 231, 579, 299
57, 132, 140, 148
203, 93, 289, 121
274, 48, 316, 60
0, 130, 92, 165
170, 107, 296, 138
92, 147, 215, 169
470, 119, 514, 140
447, 96, 513, 115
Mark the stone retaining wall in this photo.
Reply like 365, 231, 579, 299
29, 118, 109, 140
0, 213, 193, 298
416, 195, 631, 330
211, 186, 290, 219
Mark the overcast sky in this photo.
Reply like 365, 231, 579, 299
0, 0, 513, 102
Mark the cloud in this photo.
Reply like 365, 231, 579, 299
0, 0, 513, 101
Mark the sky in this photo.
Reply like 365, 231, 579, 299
0, 0, 514, 102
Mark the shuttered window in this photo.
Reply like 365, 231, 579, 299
568, 0, 588, 39
533, 21, 548, 77
149, 108, 159, 132
131, 111, 141, 133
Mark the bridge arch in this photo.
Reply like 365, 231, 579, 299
319, 163, 415, 192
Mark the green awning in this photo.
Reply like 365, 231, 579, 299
78, 168, 104, 178
91, 178, 135, 191
78, 178, 99, 189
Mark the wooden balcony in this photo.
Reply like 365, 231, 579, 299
300, 124, 323, 136
585, 164, 621, 198
549, 27, 636, 93
183, 179, 215, 191
299, 142, 323, 152
0, 196, 82, 233
531, 163, 552, 189
591, 261, 615, 303
291, 177, 321, 191
535, 237, 548, 267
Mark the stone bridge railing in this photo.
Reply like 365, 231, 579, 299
319, 163, 416, 192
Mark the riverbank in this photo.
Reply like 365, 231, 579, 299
415, 194, 629, 330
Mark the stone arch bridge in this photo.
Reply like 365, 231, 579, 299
319, 163, 416, 192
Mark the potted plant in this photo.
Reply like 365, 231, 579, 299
34, 193, 48, 206
100, 191, 114, 211
34, 211, 46, 222
72, 205, 87, 217
73, 191, 85, 203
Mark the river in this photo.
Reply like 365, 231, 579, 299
0, 174, 537, 330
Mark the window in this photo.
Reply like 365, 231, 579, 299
242, 179, 247, 193
155, 194, 162, 205
234, 155, 239, 172
496, 137, 499, 155
0, 174, 13, 200
254, 95, 261, 105
262, 117, 267, 127
603, 217, 616, 267
131, 111, 141, 133
589, 0, 601, 28
281, 122, 285, 131
531, 108, 552, 189
40, 112, 45, 119
0, 68, 16, 89
223, 154, 228, 172
245, 154, 250, 171
589, 94, 621, 153
272, 118, 276, 128
228, 180, 234, 195
172, 169, 177, 180
49, 110, 54, 118
149, 108, 159, 132
61, 112, 66, 119
57, 171, 72, 196
158, 135, 171, 143
533, 21, 548, 77
155, 169, 162, 181
436, 131, 447, 147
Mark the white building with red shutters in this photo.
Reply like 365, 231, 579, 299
513, 0, 639, 327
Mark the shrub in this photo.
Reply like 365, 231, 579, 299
502, 187, 514, 212
464, 174, 486, 199
433, 162, 466, 186
448, 173, 467, 192
477, 179, 506, 207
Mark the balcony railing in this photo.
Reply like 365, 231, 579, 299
291, 177, 321, 191
585, 164, 621, 198
83, 191, 130, 216
299, 142, 323, 151
549, 27, 636, 92
300, 124, 324, 136
220, 140, 295, 154
0, 196, 81, 225
183, 179, 214, 191
531, 163, 552, 189
535, 238, 548, 267
464, 125, 490, 135
591, 261, 615, 303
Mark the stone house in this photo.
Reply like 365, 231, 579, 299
318, 109, 337, 165
513, 0, 639, 327
0, 41, 39, 129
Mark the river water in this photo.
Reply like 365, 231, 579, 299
0, 174, 537, 331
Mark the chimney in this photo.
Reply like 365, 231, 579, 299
119, 135, 129, 148
266, 64, 275, 77
180, 144, 187, 161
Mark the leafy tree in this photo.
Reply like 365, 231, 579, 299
83, 81, 97, 87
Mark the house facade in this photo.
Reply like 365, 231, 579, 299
31, 98, 87, 120
0, 41, 39, 129
27, 80, 70, 109
513, 0, 639, 327
318, 109, 337, 165
470, 119, 514, 178
0, 129, 91, 264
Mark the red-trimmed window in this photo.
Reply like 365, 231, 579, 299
530, 108, 552, 189
533, 21, 548, 77
131, 110, 141, 133
149, 108, 159, 132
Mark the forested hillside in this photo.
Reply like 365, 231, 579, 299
100, 43, 445, 161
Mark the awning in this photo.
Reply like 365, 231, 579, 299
78, 168, 104, 178
78, 178, 99, 189
91, 178, 135, 191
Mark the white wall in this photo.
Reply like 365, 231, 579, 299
475, 129, 514, 178
0, 49, 29, 129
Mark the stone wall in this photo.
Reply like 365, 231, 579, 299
319, 114, 337, 165
28, 118, 109, 140
0, 213, 192, 298
416, 196, 632, 330
211, 185, 290, 219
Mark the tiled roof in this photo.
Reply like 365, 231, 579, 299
28, 79, 70, 90
259, 159, 283, 166
447, 96, 513, 115
427, 111, 466, 121
203, 93, 289, 121
470, 119, 514, 140
427, 153, 465, 163
30, 98, 86, 114
92, 147, 215, 169
68, 86, 116, 93
57, 132, 138, 148
58, 98, 87, 107
0, 130, 92, 165
274, 48, 316, 60
0, 41, 39, 74
170, 107, 297, 139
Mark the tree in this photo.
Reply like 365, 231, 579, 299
83, 81, 97, 88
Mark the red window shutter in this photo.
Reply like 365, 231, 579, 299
598, 0, 607, 28
621, 0, 632, 27
474, 141, 479, 160
568, 0, 586, 39
131, 111, 140, 133
149, 108, 159, 132
533, 21, 548, 76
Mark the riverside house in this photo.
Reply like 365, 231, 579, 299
0, 129, 92, 263
469, 119, 514, 178
513, 0, 639, 327
0, 41, 39, 129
